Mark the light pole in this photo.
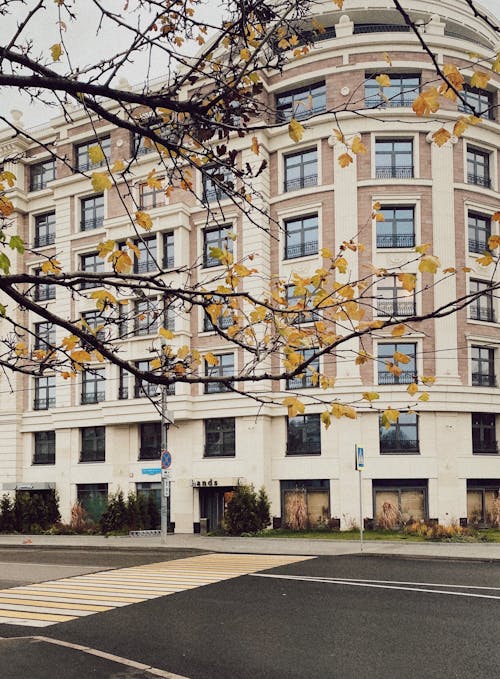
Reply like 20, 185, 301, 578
160, 383, 169, 544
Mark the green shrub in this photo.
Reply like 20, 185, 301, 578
0, 494, 15, 532
100, 490, 128, 533
13, 490, 60, 532
224, 485, 271, 535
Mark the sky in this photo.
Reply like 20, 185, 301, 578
0, 0, 498, 130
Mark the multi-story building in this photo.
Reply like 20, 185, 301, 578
0, 0, 499, 532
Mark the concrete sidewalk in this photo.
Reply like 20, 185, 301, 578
0, 533, 499, 561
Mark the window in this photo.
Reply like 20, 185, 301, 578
139, 180, 165, 209
377, 343, 416, 385
380, 412, 419, 453
34, 322, 55, 351
376, 277, 415, 316
286, 349, 319, 389
287, 414, 321, 455
458, 85, 494, 120
134, 236, 157, 273
471, 346, 495, 386
81, 310, 108, 347
375, 139, 413, 179
205, 353, 234, 393
203, 225, 234, 268
80, 252, 104, 289
80, 194, 104, 231
134, 359, 160, 398
33, 431, 55, 465
373, 480, 427, 525
80, 426, 105, 462
204, 418, 235, 457
163, 232, 174, 269
376, 206, 415, 248
276, 82, 326, 122
285, 285, 320, 324
34, 375, 55, 410
135, 482, 162, 529
165, 306, 176, 332
81, 368, 105, 404
134, 298, 160, 336
467, 480, 500, 526
468, 212, 491, 253
284, 214, 318, 259
281, 480, 330, 529
34, 212, 55, 247
139, 422, 161, 460
472, 413, 497, 454
118, 367, 129, 400
77, 483, 108, 521
467, 146, 490, 188
203, 296, 233, 332
132, 131, 152, 157
469, 280, 494, 322
30, 159, 55, 191
365, 73, 419, 108
202, 165, 234, 203
284, 149, 318, 192
76, 137, 110, 172
33, 268, 56, 301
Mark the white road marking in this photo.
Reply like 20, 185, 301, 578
250, 573, 500, 600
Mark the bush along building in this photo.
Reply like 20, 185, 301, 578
0, 0, 499, 532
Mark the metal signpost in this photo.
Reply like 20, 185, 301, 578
160, 386, 173, 545
355, 444, 365, 552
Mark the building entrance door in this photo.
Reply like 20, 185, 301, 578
199, 487, 235, 531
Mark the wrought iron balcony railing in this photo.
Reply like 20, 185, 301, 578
375, 165, 414, 179
285, 240, 318, 260
376, 234, 415, 248
378, 371, 416, 385
284, 174, 318, 192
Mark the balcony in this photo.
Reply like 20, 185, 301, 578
285, 240, 318, 260
468, 238, 490, 254
375, 166, 414, 179
134, 384, 159, 398
286, 375, 315, 390
134, 260, 157, 274
378, 371, 416, 385
34, 233, 55, 248
33, 397, 56, 410
470, 307, 495, 323
276, 103, 327, 124
473, 439, 498, 454
376, 233, 415, 248
377, 300, 416, 317
163, 255, 175, 269
284, 174, 318, 192
80, 217, 104, 231
81, 391, 105, 404
380, 438, 419, 453
467, 173, 491, 188
118, 386, 129, 400
354, 23, 410, 34
365, 97, 417, 109
472, 373, 496, 387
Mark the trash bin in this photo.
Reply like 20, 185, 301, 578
200, 517, 209, 535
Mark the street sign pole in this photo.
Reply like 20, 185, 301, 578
160, 385, 168, 545
355, 445, 365, 552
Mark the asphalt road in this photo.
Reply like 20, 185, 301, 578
0, 549, 499, 679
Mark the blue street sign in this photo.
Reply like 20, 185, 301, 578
161, 450, 172, 469
355, 445, 365, 471
142, 468, 161, 475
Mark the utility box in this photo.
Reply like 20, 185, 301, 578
199, 518, 209, 535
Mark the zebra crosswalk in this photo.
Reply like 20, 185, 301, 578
0, 553, 313, 627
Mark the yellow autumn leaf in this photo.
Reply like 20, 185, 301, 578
492, 212, 500, 223
204, 352, 219, 367
89, 290, 117, 310
41, 259, 62, 274
332, 0, 343, 8
332, 128, 344, 143
334, 257, 348, 274
282, 396, 305, 418
240, 48, 251, 61
443, 267, 456, 274
251, 136, 260, 155
338, 152, 353, 168
476, 253, 493, 267
397, 273, 416, 293
91, 172, 112, 192
321, 411, 331, 430
362, 392, 380, 402
88, 145, 105, 165
177, 345, 190, 360
351, 136, 367, 155
111, 160, 125, 173
288, 118, 304, 142
421, 375, 436, 386
382, 52, 392, 66
14, 341, 28, 357
146, 170, 163, 190
111, 250, 132, 274
373, 201, 381, 210
419, 255, 440, 274
453, 117, 469, 138
150, 358, 162, 370
381, 408, 400, 429
331, 403, 344, 419
470, 71, 490, 89
407, 382, 418, 396
391, 324, 406, 337
488, 235, 500, 250
0, 170, 16, 187
321, 247, 333, 258
62, 335, 79, 351
50, 43, 63, 61
159, 327, 174, 340
412, 87, 439, 116
344, 406, 357, 420
71, 349, 92, 364
135, 211, 153, 231
393, 351, 411, 364
432, 128, 451, 147
97, 240, 115, 258
417, 392, 429, 402
375, 74, 391, 87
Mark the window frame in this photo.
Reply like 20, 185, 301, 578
375, 138, 414, 179
204, 353, 234, 393
80, 194, 104, 231
75, 137, 111, 172
284, 214, 319, 260
472, 413, 498, 454
76, 483, 108, 522
81, 368, 106, 404
33, 212, 56, 248
80, 426, 106, 463
33, 268, 56, 302
34, 375, 56, 410
133, 236, 157, 274
138, 179, 165, 210
283, 148, 318, 192
468, 212, 491, 254
276, 81, 326, 123
467, 146, 491, 188
162, 231, 174, 269
469, 279, 494, 322
33, 431, 56, 465
204, 418, 236, 457
34, 321, 56, 351
471, 345, 496, 387
458, 85, 494, 120
286, 414, 321, 456
203, 225, 234, 268
80, 251, 105, 290
286, 349, 320, 390
134, 359, 160, 399
379, 412, 419, 454
30, 159, 56, 192
202, 165, 234, 203
377, 342, 417, 385
376, 276, 416, 317
376, 205, 415, 249
365, 73, 420, 108
139, 422, 161, 460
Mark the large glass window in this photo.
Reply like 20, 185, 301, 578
276, 82, 326, 122
81, 310, 108, 345
134, 236, 157, 273
458, 85, 494, 120
472, 413, 497, 454
139, 422, 161, 460
281, 480, 330, 529
467, 480, 500, 526
34, 322, 55, 351
204, 418, 235, 457
76, 137, 110, 172
81, 368, 105, 404
80, 194, 104, 231
33, 431, 55, 465
286, 349, 319, 390
203, 225, 234, 268
471, 346, 495, 386
284, 149, 318, 192
377, 343, 417, 385
80, 426, 105, 462
287, 414, 321, 455
33, 268, 56, 301
134, 359, 160, 398
163, 231, 174, 269
376, 278, 415, 316
118, 367, 129, 400
134, 298, 160, 336
469, 280, 494, 322
365, 73, 419, 108
80, 252, 104, 289
467, 146, 491, 188
284, 214, 318, 259
285, 284, 320, 324
77, 483, 108, 522
139, 179, 164, 209
34, 212, 55, 248
468, 212, 491, 253
34, 375, 55, 410
373, 480, 427, 525
205, 353, 234, 393
376, 206, 415, 248
30, 159, 55, 191
375, 139, 413, 179
202, 165, 234, 203
379, 413, 419, 453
